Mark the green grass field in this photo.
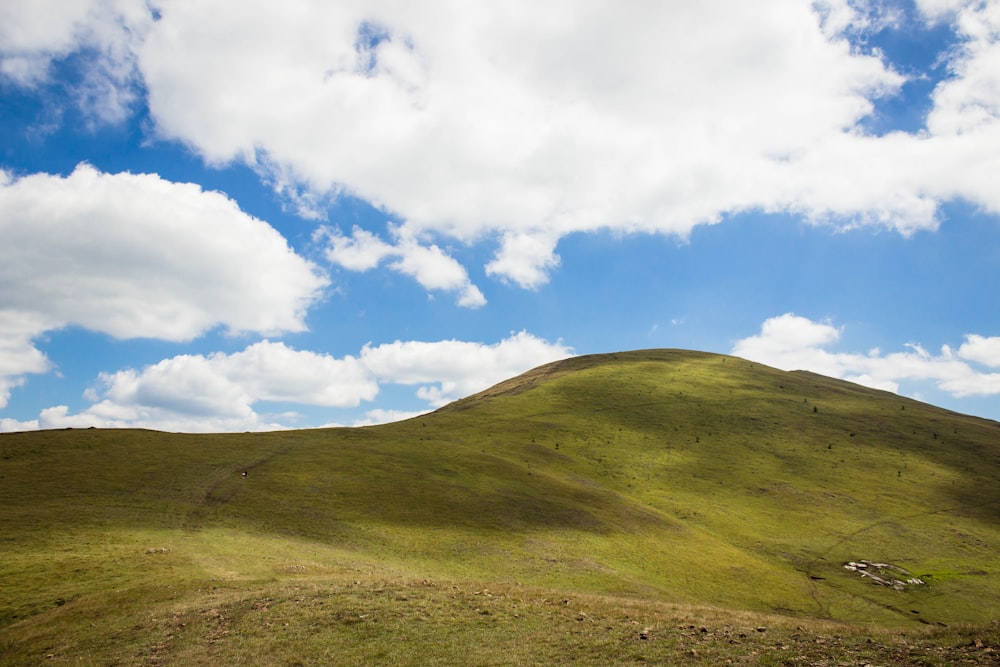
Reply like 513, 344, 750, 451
2, 350, 998, 664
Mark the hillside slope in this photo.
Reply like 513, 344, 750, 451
2, 349, 999, 663
437, 349, 1000, 622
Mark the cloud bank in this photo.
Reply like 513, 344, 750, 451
8, 312, 997, 433
732, 313, 1000, 399
3, 0, 999, 290
0, 332, 573, 433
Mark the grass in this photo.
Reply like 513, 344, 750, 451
5, 575, 998, 665
2, 349, 999, 664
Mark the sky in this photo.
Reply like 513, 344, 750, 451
1, 0, 999, 433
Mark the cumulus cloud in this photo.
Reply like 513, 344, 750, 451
64, 340, 379, 432
359, 330, 573, 406
134, 0, 999, 273
0, 164, 329, 405
733, 313, 1000, 399
485, 231, 562, 290
7, 1, 999, 289
320, 225, 486, 307
1, 331, 572, 432
958, 334, 1000, 367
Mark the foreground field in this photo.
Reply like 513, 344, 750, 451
5, 572, 999, 665
2, 350, 998, 664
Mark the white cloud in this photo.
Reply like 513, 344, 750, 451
0, 0, 90, 83
219, 342, 377, 407
0, 313, 52, 409
731, 313, 868, 383
30, 402, 283, 434
321, 225, 486, 307
957, 334, 1000, 368
387, 234, 486, 308
1, 331, 572, 432
0, 416, 39, 432
0, 0, 151, 122
0, 164, 328, 340
743, 313, 843, 351
133, 1, 901, 234
6, 1, 1000, 288
485, 231, 561, 290
0, 164, 329, 406
733, 314, 1000, 400
62, 340, 380, 431
925, 3, 1000, 133
321, 226, 394, 271
0, 418, 37, 432
360, 330, 573, 407
352, 408, 430, 427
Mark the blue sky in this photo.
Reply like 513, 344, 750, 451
1, 0, 999, 432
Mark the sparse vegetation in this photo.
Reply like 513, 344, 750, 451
2, 350, 998, 665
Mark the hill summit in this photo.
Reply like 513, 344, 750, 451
2, 349, 999, 664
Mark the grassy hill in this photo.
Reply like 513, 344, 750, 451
2, 349, 998, 665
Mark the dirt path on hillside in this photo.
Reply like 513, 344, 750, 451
180, 446, 295, 530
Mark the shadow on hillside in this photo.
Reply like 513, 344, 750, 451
229, 454, 677, 539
